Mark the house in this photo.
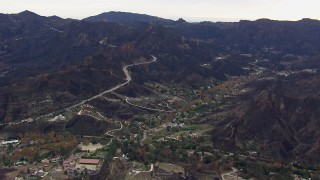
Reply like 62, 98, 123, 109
14, 161, 28, 166
189, 133, 198, 138
116, 148, 122, 155
34, 170, 48, 178
63, 158, 76, 171
41, 159, 49, 164
50, 156, 60, 163
63, 159, 71, 167
203, 152, 213, 156
187, 150, 195, 156
113, 154, 129, 161
249, 151, 258, 157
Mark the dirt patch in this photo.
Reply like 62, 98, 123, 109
78, 143, 104, 152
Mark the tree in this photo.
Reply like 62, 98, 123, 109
59, 147, 67, 157
7, 144, 13, 151
18, 133, 24, 139
147, 153, 156, 163
144, 160, 149, 166
84, 168, 88, 175
1, 155, 10, 166
127, 151, 136, 160
203, 156, 212, 164
108, 140, 119, 156
91, 138, 98, 144
27, 168, 31, 174
48, 131, 56, 139
33, 153, 41, 162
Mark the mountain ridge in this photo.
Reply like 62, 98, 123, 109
83, 11, 175, 25
1, 10, 320, 168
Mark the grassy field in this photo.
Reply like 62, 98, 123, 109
131, 172, 152, 180
132, 161, 150, 171
125, 162, 152, 180
157, 162, 184, 174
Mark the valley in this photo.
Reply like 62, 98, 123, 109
0, 11, 320, 180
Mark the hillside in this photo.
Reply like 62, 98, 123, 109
208, 71, 320, 164
1, 11, 320, 171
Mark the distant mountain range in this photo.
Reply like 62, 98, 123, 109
84, 11, 176, 25
83, 11, 320, 55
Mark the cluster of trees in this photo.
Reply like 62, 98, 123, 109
108, 139, 120, 156
2, 132, 78, 166
132, 116, 157, 129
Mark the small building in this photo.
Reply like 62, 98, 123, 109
14, 161, 28, 166
249, 151, 258, 157
34, 170, 48, 178
22, 118, 34, 123
76, 159, 100, 171
189, 133, 199, 138
116, 148, 122, 155
78, 159, 100, 165
1, 140, 20, 146
50, 157, 60, 163
41, 159, 49, 164
63, 159, 76, 171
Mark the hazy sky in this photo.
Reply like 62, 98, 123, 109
0, 0, 319, 22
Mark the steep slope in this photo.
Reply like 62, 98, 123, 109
210, 73, 320, 164
0, 12, 236, 122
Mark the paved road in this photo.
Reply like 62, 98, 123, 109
66, 55, 157, 110
6, 56, 157, 127
141, 130, 147, 143
221, 167, 241, 180
105, 121, 123, 137
125, 98, 174, 112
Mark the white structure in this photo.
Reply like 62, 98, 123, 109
1, 140, 20, 145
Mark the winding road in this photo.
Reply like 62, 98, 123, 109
4, 56, 157, 126
66, 55, 157, 110
105, 121, 123, 138
125, 98, 174, 112
221, 168, 242, 180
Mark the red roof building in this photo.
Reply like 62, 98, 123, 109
78, 159, 100, 165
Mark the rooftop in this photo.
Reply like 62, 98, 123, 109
79, 159, 100, 165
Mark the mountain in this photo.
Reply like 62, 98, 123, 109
0, 11, 232, 122
84, 11, 175, 25
1, 11, 320, 167
170, 19, 320, 56
85, 12, 320, 56
2, 11, 320, 123
0, 10, 71, 40
208, 71, 320, 164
